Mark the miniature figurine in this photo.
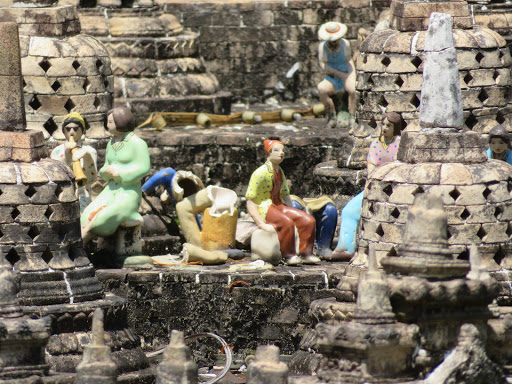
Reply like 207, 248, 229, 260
246, 140, 319, 265
50, 112, 97, 213
486, 124, 512, 165
330, 112, 402, 260
81, 107, 151, 250
290, 195, 338, 258
317, 22, 356, 129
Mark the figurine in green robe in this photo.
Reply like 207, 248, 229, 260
81, 107, 150, 245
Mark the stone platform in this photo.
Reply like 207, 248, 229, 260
96, 262, 348, 356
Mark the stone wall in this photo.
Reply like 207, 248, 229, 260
160, 0, 384, 101
97, 264, 345, 355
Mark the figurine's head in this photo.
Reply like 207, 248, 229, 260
107, 107, 135, 137
319, 22, 347, 50
381, 112, 402, 138
264, 139, 285, 165
62, 112, 87, 142
489, 124, 511, 155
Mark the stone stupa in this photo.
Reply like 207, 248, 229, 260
0, 21, 153, 383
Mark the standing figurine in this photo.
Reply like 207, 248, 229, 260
317, 22, 356, 129
81, 107, 151, 247
51, 112, 97, 213
330, 112, 402, 260
246, 140, 320, 265
486, 124, 512, 165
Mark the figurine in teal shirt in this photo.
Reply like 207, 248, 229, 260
81, 107, 150, 244
487, 124, 512, 165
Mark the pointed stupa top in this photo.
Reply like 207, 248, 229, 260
419, 13, 463, 130
76, 308, 117, 384
381, 191, 470, 278
396, 13, 487, 164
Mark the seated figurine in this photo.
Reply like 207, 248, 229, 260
290, 196, 338, 258
317, 22, 356, 129
246, 140, 320, 266
81, 107, 151, 266
330, 112, 402, 260
51, 112, 97, 213
487, 124, 512, 165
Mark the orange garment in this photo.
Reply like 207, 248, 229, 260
265, 167, 315, 259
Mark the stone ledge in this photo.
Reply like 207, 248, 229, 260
96, 262, 347, 354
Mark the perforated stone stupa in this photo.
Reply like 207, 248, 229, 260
0, 21, 152, 382
0, 0, 113, 139
346, 0, 511, 169
356, 11, 512, 297
78, 4, 230, 120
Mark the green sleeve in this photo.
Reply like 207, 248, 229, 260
117, 136, 151, 185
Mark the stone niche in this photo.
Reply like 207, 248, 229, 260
347, 0, 512, 169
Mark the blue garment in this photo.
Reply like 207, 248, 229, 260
486, 148, 512, 165
142, 167, 201, 230
291, 201, 338, 253
324, 42, 349, 92
334, 191, 363, 255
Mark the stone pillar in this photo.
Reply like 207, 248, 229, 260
75, 308, 117, 384
247, 345, 288, 384
156, 330, 198, 384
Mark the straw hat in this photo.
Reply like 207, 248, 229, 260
318, 22, 347, 41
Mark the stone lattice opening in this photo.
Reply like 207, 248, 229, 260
390, 207, 400, 219
83, 78, 90, 92
457, 248, 469, 260
478, 89, 489, 104
104, 79, 109, 90
54, 184, 63, 199
494, 206, 503, 219
369, 202, 374, 215
493, 70, 500, 82
483, 186, 492, 200
72, 60, 81, 71
378, 95, 388, 108
411, 56, 422, 69
381, 56, 391, 67
41, 247, 53, 264
25, 185, 37, 198
460, 208, 470, 220
29, 95, 42, 111
5, 248, 20, 266
394, 75, 404, 88
95, 59, 103, 70
383, 184, 393, 197
410, 94, 420, 108
507, 223, 512, 238
64, 98, 75, 113
44, 118, 58, 136
412, 186, 424, 197
449, 188, 461, 202
494, 246, 506, 266
362, 55, 368, 64
464, 72, 473, 85
368, 117, 377, 129
475, 52, 485, 63
93, 96, 101, 109
476, 226, 487, 241
387, 247, 397, 257
38, 58, 51, 73
368, 75, 374, 86
376, 224, 384, 238
44, 206, 53, 220
28, 226, 40, 240
51, 80, 61, 92
11, 207, 20, 220
465, 114, 478, 130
